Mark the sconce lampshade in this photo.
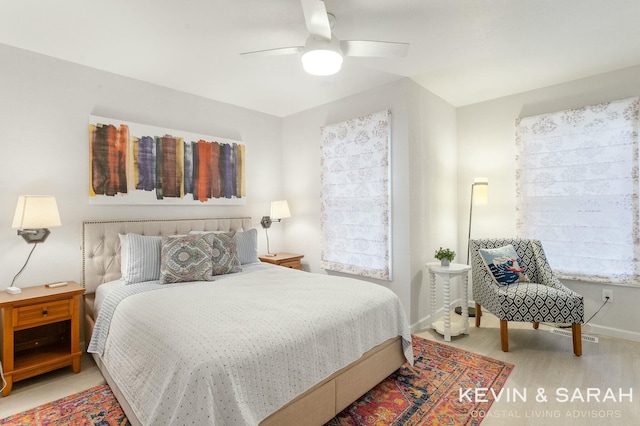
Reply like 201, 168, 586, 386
270, 200, 291, 220
12, 195, 61, 243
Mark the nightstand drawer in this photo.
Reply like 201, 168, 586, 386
14, 299, 71, 327
280, 259, 302, 269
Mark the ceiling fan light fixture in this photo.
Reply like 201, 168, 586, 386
302, 48, 343, 76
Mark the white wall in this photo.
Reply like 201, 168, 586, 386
457, 65, 640, 341
281, 79, 457, 326
0, 44, 283, 289
406, 80, 458, 330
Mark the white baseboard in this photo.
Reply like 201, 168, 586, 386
585, 323, 640, 343
412, 300, 640, 343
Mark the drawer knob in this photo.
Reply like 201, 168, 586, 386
42, 309, 48, 315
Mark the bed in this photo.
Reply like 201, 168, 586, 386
82, 218, 412, 426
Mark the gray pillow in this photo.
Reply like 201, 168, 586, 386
234, 229, 259, 264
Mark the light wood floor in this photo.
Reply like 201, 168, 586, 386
415, 312, 639, 426
0, 312, 638, 425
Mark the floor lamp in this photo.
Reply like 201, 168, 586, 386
455, 177, 488, 317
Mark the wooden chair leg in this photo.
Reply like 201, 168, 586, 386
572, 323, 582, 356
475, 303, 482, 327
500, 320, 509, 352
532, 322, 539, 329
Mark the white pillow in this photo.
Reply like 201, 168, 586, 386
120, 233, 162, 284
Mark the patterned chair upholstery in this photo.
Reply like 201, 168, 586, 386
470, 238, 584, 356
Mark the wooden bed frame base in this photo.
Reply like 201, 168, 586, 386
261, 336, 405, 426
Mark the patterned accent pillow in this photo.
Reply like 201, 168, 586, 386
208, 232, 242, 275
160, 234, 213, 283
479, 244, 530, 285
189, 229, 258, 264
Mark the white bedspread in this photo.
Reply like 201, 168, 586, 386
88, 264, 412, 426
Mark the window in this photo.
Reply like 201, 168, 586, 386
515, 97, 639, 284
320, 110, 391, 280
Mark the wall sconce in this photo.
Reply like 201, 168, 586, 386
261, 200, 291, 256
7, 195, 61, 294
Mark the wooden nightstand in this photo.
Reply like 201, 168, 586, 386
0, 281, 84, 396
259, 253, 304, 270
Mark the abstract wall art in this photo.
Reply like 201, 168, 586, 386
89, 115, 246, 205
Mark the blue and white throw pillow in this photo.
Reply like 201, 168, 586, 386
479, 244, 530, 285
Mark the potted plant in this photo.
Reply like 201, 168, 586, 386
434, 247, 455, 266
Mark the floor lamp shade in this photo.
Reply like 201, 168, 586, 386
472, 177, 489, 205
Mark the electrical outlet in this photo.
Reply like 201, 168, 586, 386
602, 289, 613, 302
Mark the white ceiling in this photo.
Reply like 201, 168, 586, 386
2, 0, 640, 117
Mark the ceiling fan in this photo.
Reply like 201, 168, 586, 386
240, 0, 409, 76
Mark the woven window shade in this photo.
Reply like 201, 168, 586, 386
320, 110, 392, 280
515, 97, 640, 284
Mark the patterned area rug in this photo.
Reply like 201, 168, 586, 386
1, 383, 128, 425
329, 336, 513, 425
1, 336, 512, 426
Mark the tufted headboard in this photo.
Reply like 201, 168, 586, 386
82, 217, 252, 294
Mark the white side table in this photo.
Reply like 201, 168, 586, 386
426, 262, 472, 341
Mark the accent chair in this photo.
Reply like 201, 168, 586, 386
470, 238, 584, 356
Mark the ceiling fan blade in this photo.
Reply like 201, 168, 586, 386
340, 40, 410, 58
240, 46, 304, 58
301, 0, 331, 40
